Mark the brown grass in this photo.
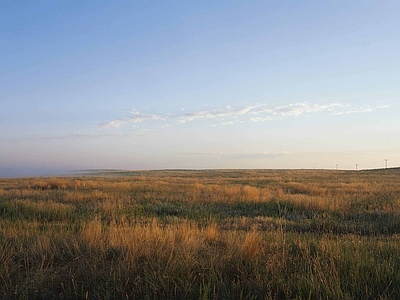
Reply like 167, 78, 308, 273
1, 169, 400, 299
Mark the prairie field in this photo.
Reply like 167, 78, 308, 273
1, 169, 400, 299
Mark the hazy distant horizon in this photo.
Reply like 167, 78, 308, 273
2, 162, 399, 178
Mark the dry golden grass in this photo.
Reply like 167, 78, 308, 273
1, 169, 400, 299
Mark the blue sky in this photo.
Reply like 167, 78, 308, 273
1, 1, 399, 176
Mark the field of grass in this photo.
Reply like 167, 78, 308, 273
1, 169, 400, 299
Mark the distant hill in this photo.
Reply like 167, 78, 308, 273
362, 167, 400, 173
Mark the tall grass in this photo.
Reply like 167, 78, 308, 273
1, 169, 400, 299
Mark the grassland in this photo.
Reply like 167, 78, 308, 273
1, 169, 400, 299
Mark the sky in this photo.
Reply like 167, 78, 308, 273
1, 1, 400, 176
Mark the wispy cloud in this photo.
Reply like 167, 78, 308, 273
210, 121, 235, 127
99, 120, 125, 129
99, 102, 388, 128
250, 116, 277, 122
252, 103, 345, 117
168, 106, 255, 124
99, 109, 162, 128
332, 105, 385, 115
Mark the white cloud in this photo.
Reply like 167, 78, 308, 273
333, 106, 374, 115
250, 116, 277, 122
252, 102, 345, 117
129, 109, 163, 122
98, 109, 162, 128
99, 102, 388, 128
210, 120, 235, 127
377, 105, 390, 109
221, 121, 234, 125
276, 103, 343, 116
169, 105, 255, 124
99, 119, 125, 128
